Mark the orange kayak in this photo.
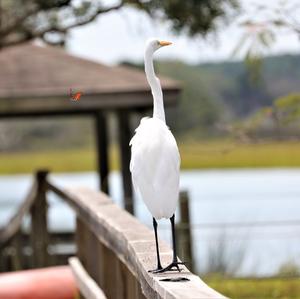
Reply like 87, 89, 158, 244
0, 266, 78, 299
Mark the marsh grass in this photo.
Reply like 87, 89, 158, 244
206, 276, 300, 299
1, 140, 300, 174
180, 140, 300, 169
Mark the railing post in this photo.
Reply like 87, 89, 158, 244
30, 170, 50, 268
177, 190, 194, 273
0, 247, 9, 272
11, 231, 23, 270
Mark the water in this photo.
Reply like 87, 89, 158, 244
0, 169, 300, 276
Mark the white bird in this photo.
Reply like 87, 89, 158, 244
130, 39, 183, 273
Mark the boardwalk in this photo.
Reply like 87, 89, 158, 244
0, 171, 226, 298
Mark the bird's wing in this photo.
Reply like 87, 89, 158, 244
130, 118, 180, 219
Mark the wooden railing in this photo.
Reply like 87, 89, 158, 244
0, 171, 227, 299
0, 170, 74, 271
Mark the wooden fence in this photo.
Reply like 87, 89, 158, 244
0, 171, 226, 299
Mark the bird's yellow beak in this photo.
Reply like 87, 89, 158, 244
159, 40, 172, 47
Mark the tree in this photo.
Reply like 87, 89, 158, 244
234, 1, 300, 79
233, 93, 300, 141
0, 0, 239, 48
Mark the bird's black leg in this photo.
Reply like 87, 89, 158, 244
171, 214, 178, 264
148, 217, 163, 272
152, 214, 185, 273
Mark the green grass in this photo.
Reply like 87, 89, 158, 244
1, 140, 300, 174
205, 276, 300, 299
180, 140, 300, 169
0, 148, 98, 174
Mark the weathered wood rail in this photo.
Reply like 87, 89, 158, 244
0, 171, 227, 299
0, 171, 74, 271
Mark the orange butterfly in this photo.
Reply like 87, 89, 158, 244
70, 88, 83, 101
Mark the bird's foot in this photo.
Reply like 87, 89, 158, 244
148, 264, 163, 273
151, 261, 185, 274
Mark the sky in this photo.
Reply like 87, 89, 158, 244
67, 0, 300, 65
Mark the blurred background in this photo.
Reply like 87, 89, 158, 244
1, 0, 300, 298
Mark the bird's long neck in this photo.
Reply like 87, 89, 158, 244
144, 49, 166, 123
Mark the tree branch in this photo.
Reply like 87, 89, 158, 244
1, 1, 125, 48
59, 1, 125, 31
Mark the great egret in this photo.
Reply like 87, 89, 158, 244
130, 39, 183, 273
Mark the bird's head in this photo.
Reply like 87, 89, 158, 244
146, 38, 172, 53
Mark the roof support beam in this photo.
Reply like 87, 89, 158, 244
94, 111, 109, 194
117, 110, 134, 215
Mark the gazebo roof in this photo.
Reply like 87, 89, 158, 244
0, 43, 180, 117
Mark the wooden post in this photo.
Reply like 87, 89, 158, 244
0, 248, 3, 271
76, 217, 87, 268
94, 111, 109, 194
0, 247, 9, 272
76, 217, 88, 299
177, 190, 194, 273
11, 231, 23, 270
30, 170, 50, 268
117, 110, 134, 215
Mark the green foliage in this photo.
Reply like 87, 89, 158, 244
0, 0, 239, 47
277, 261, 300, 278
174, 53, 300, 120
34, 0, 71, 9
275, 93, 300, 125
123, 55, 300, 139
156, 61, 222, 134
236, 93, 300, 140
149, 0, 239, 36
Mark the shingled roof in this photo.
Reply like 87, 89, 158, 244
0, 43, 180, 116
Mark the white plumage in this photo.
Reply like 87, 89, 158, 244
130, 117, 180, 219
129, 38, 183, 273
